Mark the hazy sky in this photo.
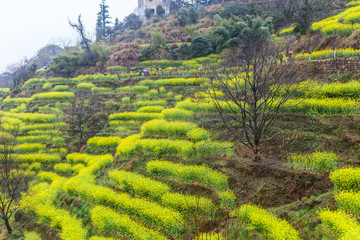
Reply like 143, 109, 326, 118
0, 0, 138, 73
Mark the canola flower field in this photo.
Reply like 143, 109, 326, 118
1, 68, 360, 239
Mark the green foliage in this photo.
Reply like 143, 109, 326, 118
191, 36, 213, 58
133, 99, 167, 109
156, 5, 165, 16
139, 78, 200, 87
54, 163, 74, 174
138, 45, 154, 61
24, 231, 42, 240
150, 30, 166, 49
137, 106, 164, 113
121, 96, 131, 104
87, 136, 122, 153
141, 119, 198, 138
42, 82, 52, 90
231, 204, 300, 240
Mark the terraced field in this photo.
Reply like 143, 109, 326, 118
1, 67, 360, 239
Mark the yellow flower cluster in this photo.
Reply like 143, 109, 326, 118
287, 151, 339, 172
14, 143, 46, 153
133, 99, 167, 109
17, 135, 52, 144
335, 191, 360, 216
77, 82, 96, 90
282, 98, 359, 115
330, 167, 360, 191
137, 106, 165, 113
194, 232, 224, 240
109, 112, 161, 121
146, 160, 229, 191
24, 231, 42, 240
0, 111, 57, 123
318, 210, 360, 239
53, 85, 70, 92
312, 5, 360, 35
32, 92, 74, 101
140, 119, 198, 138
20, 122, 66, 134
91, 206, 168, 240
295, 48, 360, 61
42, 82, 52, 90
87, 136, 122, 153
54, 163, 75, 174
139, 78, 201, 87
161, 108, 193, 121
176, 98, 236, 114
109, 170, 170, 200
161, 192, 215, 215
131, 85, 149, 93
16, 154, 61, 164
10, 103, 27, 113
230, 204, 300, 240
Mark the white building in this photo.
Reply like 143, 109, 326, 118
138, 0, 170, 17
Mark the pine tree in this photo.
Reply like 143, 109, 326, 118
96, 0, 112, 41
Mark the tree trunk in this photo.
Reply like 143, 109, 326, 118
4, 218, 12, 234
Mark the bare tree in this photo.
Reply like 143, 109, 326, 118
6, 58, 35, 88
64, 91, 98, 147
207, 38, 299, 161
69, 15, 92, 56
0, 132, 31, 234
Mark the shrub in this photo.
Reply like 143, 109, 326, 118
10, 103, 27, 113
54, 85, 70, 92
91, 206, 167, 240
230, 204, 300, 240
161, 108, 193, 121
148, 89, 158, 98
42, 83, 52, 90
0, 112, 57, 123
147, 160, 229, 191
287, 151, 339, 172
91, 87, 112, 94
175, 94, 183, 102
137, 106, 165, 113
330, 167, 360, 191
109, 170, 170, 200
159, 87, 166, 94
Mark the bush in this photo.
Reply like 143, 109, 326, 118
54, 163, 74, 174
230, 204, 300, 240
147, 160, 229, 191
42, 82, 52, 90
14, 143, 46, 153
187, 128, 210, 142
191, 36, 213, 58
131, 86, 149, 93
87, 136, 122, 153
24, 231, 42, 240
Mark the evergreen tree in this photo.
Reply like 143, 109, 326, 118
96, 0, 112, 41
